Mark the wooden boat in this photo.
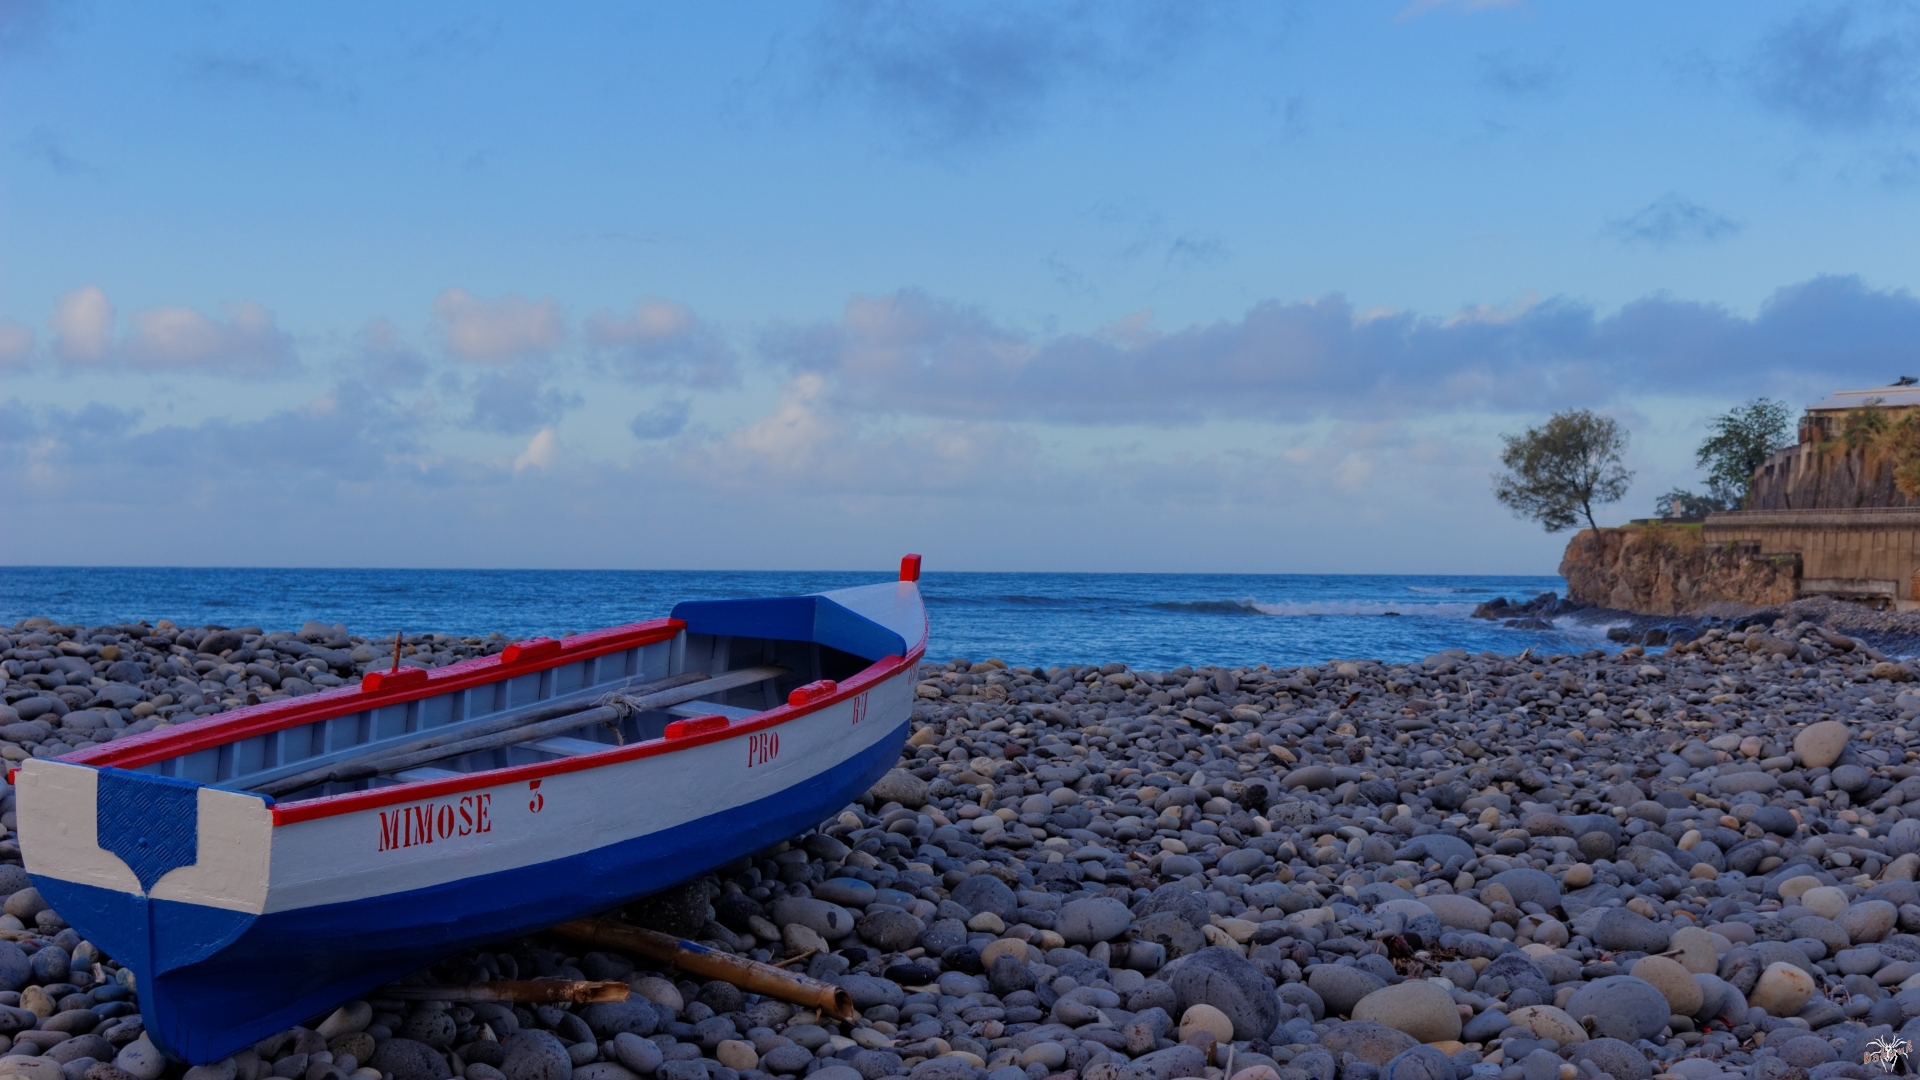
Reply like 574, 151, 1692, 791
16, 558, 928, 1063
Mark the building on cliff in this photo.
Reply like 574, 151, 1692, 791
1752, 380, 1920, 511
1566, 383, 1920, 613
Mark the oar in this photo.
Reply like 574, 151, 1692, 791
258, 665, 788, 797
250, 669, 710, 796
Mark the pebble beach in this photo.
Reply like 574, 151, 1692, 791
3, 615, 1920, 1080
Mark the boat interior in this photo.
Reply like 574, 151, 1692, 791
114, 592, 907, 803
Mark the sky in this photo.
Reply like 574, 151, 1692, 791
2, 0, 1918, 574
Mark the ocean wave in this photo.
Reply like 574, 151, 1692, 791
1250, 600, 1479, 617
1149, 599, 1269, 616
1151, 598, 1479, 617
1405, 586, 1485, 594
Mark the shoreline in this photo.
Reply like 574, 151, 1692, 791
1, 615, 1918, 1080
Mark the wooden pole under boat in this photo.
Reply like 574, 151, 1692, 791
255, 665, 788, 797
552, 918, 856, 1021
381, 980, 631, 1004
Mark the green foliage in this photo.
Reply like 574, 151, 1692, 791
1695, 398, 1794, 509
1841, 399, 1889, 451
1654, 488, 1724, 519
1493, 410, 1633, 534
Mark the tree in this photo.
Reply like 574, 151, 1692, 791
1696, 398, 1794, 509
1654, 488, 1720, 520
1493, 410, 1633, 534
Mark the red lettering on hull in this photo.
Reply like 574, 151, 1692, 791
748, 731, 780, 768
377, 792, 493, 851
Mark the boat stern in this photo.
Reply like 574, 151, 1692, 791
16, 759, 273, 1057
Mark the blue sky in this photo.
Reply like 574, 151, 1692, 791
3, 0, 1918, 573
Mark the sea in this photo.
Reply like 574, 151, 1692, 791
0, 567, 1627, 670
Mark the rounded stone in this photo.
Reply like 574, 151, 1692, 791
580, 1002, 657, 1039
628, 977, 682, 1012
1667, 926, 1720, 974
1166, 946, 1282, 1041
369, 1040, 452, 1080
1504, 1005, 1586, 1045
715, 1041, 757, 1071
1019, 1043, 1066, 1070
771, 896, 858, 941
1378, 1046, 1454, 1080
610, 1035, 661, 1077
759, 1046, 813, 1075
1750, 961, 1816, 1017
1833, 764, 1872, 793
1838, 900, 1899, 944
1317, 1022, 1418, 1066
572, 1068, 636, 1080
318, 1002, 374, 1039
1801, 886, 1848, 920
1059, 896, 1132, 944
1566, 1038, 1651, 1080
868, 770, 929, 807
978, 938, 1031, 967
1473, 952, 1549, 1001
500, 1031, 573, 1080
1591, 908, 1670, 953
1308, 964, 1386, 1017
1351, 981, 1462, 1044
1179, 1004, 1235, 1044
1162, 854, 1204, 877
3, 887, 47, 920
1774, 1033, 1838, 1068
1778, 874, 1822, 902
1419, 895, 1492, 933
1562, 976, 1670, 1042
950, 875, 1016, 919
110, 1039, 166, 1080
1628, 955, 1703, 1016
1795, 721, 1851, 769
1487, 868, 1559, 910
815, 878, 878, 908
857, 908, 924, 952
1283, 766, 1336, 791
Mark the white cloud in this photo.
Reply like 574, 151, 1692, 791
585, 299, 737, 386
435, 288, 565, 362
513, 427, 560, 472
51, 285, 112, 365
43, 286, 295, 375
764, 277, 1914, 426
123, 301, 295, 376
0, 320, 33, 369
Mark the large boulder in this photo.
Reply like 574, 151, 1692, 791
1166, 947, 1281, 1041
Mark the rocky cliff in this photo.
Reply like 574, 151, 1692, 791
1559, 524, 1800, 614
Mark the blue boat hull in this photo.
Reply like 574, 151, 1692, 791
34, 714, 910, 1063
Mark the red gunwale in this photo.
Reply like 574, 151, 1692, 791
66, 619, 686, 773
269, 640, 926, 825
